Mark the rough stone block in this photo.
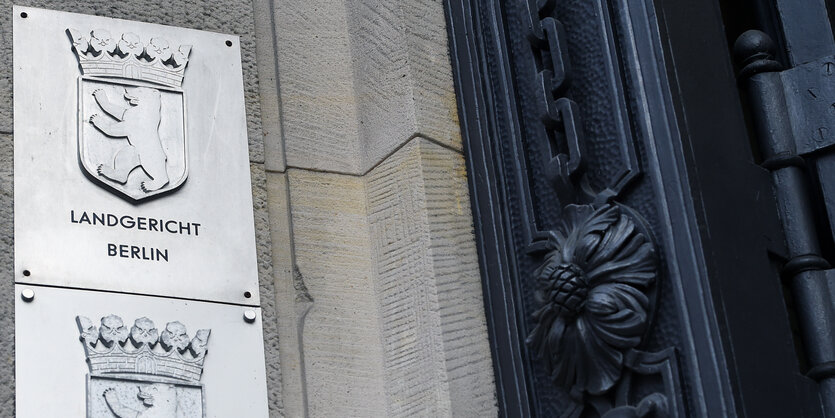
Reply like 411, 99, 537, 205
277, 0, 462, 174
400, 0, 462, 151
0, 133, 14, 416
345, 0, 462, 172
365, 138, 496, 416
276, 0, 363, 174
266, 171, 307, 417
345, 0, 418, 171
251, 163, 285, 416
287, 168, 387, 417
417, 139, 496, 416
365, 139, 452, 416
283, 140, 496, 416
253, 0, 286, 172
1, 2, 13, 133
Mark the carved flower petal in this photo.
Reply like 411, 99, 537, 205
527, 307, 563, 360
569, 206, 619, 260
586, 237, 655, 287
545, 315, 568, 354
549, 321, 581, 386
558, 205, 603, 263
545, 229, 568, 252
584, 214, 634, 265
577, 315, 625, 395
562, 204, 600, 233
586, 284, 648, 349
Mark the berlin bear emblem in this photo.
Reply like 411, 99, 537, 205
68, 28, 191, 201
89, 87, 170, 193
103, 384, 180, 417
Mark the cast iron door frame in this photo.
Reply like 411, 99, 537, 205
446, 0, 828, 416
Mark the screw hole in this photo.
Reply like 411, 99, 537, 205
244, 291, 252, 298
225, 40, 233, 47
20, 12, 28, 18
22, 270, 30, 277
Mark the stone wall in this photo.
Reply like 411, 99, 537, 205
0, 0, 497, 416
269, 0, 496, 414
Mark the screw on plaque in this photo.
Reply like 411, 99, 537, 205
21, 289, 35, 302
243, 310, 257, 323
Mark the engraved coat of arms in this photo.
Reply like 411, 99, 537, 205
67, 29, 191, 200
77, 315, 210, 417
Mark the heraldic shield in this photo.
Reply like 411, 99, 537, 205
67, 28, 191, 201
77, 315, 210, 417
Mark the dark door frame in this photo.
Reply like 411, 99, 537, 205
445, 0, 822, 416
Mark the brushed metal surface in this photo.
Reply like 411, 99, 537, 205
15, 284, 269, 418
13, 6, 260, 305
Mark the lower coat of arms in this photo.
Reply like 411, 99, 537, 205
76, 315, 210, 417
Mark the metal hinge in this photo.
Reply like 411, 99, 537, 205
735, 30, 835, 417
778, 57, 835, 156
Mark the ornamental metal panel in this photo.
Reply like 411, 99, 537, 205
444, 0, 818, 415
15, 285, 269, 418
13, 6, 259, 305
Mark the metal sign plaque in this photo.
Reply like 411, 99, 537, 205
15, 285, 269, 417
13, 7, 259, 305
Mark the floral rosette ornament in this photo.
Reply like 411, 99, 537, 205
526, 204, 657, 396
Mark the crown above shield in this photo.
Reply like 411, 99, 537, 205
76, 315, 210, 383
67, 28, 192, 88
